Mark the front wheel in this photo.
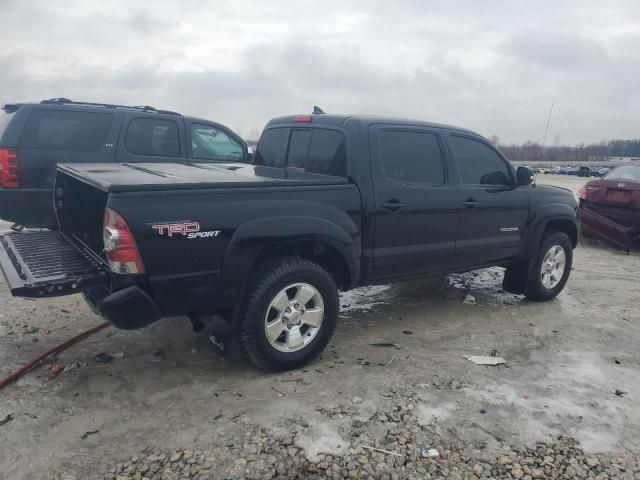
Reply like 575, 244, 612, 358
524, 232, 573, 301
238, 257, 339, 371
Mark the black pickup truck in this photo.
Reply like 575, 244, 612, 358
0, 113, 579, 371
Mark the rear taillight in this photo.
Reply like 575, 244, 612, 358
103, 207, 145, 274
0, 148, 18, 188
577, 186, 587, 200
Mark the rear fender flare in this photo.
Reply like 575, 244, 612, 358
219, 216, 360, 302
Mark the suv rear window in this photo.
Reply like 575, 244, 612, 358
20, 109, 113, 151
0, 111, 15, 141
125, 118, 180, 157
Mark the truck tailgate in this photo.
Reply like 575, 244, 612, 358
0, 231, 106, 297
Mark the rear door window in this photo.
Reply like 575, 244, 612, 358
125, 118, 180, 157
191, 124, 244, 161
20, 109, 113, 151
450, 135, 512, 186
380, 130, 445, 185
255, 128, 288, 167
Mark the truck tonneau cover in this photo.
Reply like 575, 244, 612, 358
57, 162, 349, 192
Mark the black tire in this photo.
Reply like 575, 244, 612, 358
238, 257, 339, 371
524, 231, 573, 301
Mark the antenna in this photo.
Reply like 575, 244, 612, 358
542, 97, 555, 149
312, 106, 326, 115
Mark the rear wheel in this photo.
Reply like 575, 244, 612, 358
238, 257, 339, 371
524, 231, 573, 301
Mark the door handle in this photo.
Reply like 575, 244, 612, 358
461, 199, 477, 209
381, 200, 404, 212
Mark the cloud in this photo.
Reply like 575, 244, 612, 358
0, 0, 638, 143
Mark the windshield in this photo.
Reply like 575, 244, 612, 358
604, 165, 640, 182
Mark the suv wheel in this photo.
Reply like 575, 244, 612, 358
238, 257, 339, 371
524, 231, 573, 301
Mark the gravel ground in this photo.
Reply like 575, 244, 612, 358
1, 176, 639, 480
97, 387, 640, 480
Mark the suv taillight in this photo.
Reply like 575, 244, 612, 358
0, 148, 18, 187
103, 207, 145, 274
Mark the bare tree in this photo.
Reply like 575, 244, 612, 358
488, 135, 500, 146
247, 128, 261, 142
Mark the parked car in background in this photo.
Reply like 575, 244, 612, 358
595, 166, 610, 177
578, 165, 640, 251
578, 166, 599, 177
0, 99, 250, 227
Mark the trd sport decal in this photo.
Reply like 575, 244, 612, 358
151, 222, 221, 239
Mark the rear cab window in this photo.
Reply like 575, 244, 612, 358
307, 129, 347, 176
255, 127, 347, 177
19, 109, 113, 151
287, 129, 311, 169
255, 128, 288, 167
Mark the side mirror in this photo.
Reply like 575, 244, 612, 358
516, 166, 534, 186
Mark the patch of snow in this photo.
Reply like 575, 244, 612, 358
294, 420, 349, 462
340, 285, 391, 312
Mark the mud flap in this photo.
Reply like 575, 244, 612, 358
579, 206, 636, 252
502, 258, 532, 295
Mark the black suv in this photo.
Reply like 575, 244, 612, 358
0, 99, 250, 227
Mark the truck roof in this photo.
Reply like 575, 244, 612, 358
266, 113, 479, 135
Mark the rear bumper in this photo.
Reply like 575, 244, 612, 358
98, 285, 162, 330
0, 188, 55, 227
578, 204, 638, 251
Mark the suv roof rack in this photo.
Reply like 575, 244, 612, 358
39, 98, 181, 116
2, 103, 23, 113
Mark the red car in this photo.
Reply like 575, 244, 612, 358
578, 165, 640, 251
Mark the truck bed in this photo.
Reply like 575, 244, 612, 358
58, 162, 349, 192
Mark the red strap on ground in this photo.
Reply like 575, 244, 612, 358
0, 321, 110, 390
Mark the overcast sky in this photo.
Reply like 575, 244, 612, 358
1, 0, 638, 144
